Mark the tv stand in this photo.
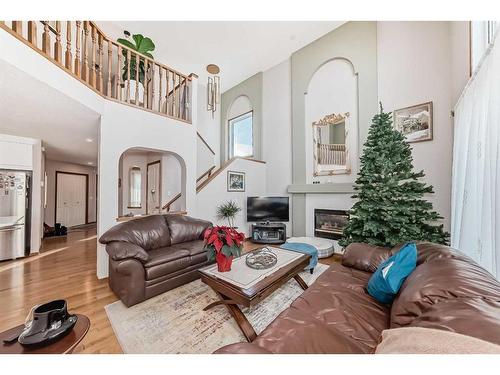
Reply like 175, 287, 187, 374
251, 222, 286, 244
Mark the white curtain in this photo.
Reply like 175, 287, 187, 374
451, 31, 500, 279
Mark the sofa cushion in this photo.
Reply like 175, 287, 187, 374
99, 215, 171, 250
252, 307, 370, 353
342, 242, 394, 273
391, 243, 500, 329
144, 245, 208, 280
168, 239, 207, 256
290, 264, 390, 353
375, 327, 500, 354
166, 215, 212, 245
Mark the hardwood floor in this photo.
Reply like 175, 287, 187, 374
0, 230, 339, 354
0, 227, 122, 353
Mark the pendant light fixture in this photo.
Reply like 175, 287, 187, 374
206, 64, 220, 117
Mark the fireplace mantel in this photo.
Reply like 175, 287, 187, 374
287, 183, 355, 194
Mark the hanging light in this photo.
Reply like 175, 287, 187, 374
206, 64, 220, 117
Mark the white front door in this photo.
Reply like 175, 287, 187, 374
147, 161, 161, 214
56, 173, 87, 227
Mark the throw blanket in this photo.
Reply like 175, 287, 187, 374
281, 242, 318, 270
375, 327, 500, 354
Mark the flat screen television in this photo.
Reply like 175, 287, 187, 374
247, 196, 289, 222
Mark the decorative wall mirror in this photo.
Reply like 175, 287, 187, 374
312, 112, 351, 176
128, 166, 142, 208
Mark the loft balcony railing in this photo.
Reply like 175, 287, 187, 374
0, 21, 195, 123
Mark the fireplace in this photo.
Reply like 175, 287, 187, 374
314, 209, 349, 240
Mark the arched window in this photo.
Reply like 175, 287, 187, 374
228, 96, 253, 158
129, 166, 142, 208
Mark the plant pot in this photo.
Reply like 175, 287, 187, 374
216, 252, 234, 272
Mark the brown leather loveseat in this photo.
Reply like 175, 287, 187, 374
99, 214, 212, 307
215, 242, 500, 353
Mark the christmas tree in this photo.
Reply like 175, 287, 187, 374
339, 104, 449, 248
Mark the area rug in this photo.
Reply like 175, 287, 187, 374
105, 263, 328, 353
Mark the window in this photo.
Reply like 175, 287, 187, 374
471, 21, 499, 74
129, 166, 142, 208
229, 111, 253, 157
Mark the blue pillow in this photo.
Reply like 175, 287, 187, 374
367, 242, 417, 304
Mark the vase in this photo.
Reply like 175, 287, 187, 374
216, 252, 234, 272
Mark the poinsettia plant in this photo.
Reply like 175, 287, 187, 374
204, 226, 245, 261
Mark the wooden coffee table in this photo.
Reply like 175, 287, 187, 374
199, 247, 310, 342
0, 314, 90, 354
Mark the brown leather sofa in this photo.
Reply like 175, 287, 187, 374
99, 214, 212, 307
215, 242, 500, 353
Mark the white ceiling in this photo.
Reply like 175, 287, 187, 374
0, 60, 100, 166
97, 21, 345, 91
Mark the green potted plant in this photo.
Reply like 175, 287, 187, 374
216, 200, 241, 228
117, 32, 155, 103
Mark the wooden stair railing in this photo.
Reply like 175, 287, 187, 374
161, 165, 216, 212
0, 20, 195, 123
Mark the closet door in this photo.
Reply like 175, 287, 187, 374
56, 173, 87, 227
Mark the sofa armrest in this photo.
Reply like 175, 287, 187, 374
106, 241, 150, 263
342, 242, 393, 273
213, 343, 272, 354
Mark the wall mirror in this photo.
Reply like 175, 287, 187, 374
312, 112, 351, 176
128, 166, 142, 208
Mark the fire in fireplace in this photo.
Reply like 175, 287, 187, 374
314, 209, 349, 240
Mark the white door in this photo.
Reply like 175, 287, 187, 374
56, 173, 87, 227
147, 162, 161, 214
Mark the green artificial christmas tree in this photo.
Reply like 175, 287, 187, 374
339, 104, 449, 248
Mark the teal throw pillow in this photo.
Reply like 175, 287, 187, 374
367, 242, 417, 304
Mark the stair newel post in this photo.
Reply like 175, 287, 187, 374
42, 21, 51, 56
158, 66, 163, 113
27, 21, 37, 46
65, 21, 72, 70
97, 32, 104, 92
82, 21, 89, 82
74, 21, 81, 77
54, 21, 62, 64
134, 53, 140, 104
107, 40, 112, 97
90, 24, 97, 88
117, 45, 122, 101
126, 49, 131, 103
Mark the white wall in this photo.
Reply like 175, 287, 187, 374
377, 21, 469, 232
197, 136, 216, 177
98, 80, 198, 279
161, 153, 183, 211
197, 82, 220, 167
44, 159, 97, 226
196, 158, 266, 236
0, 133, 43, 253
262, 59, 293, 234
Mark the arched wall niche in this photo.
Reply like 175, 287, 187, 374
304, 57, 359, 184
117, 146, 186, 217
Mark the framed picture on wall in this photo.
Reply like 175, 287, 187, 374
393, 101, 433, 143
227, 171, 245, 192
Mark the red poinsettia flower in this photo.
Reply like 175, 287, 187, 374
203, 225, 245, 256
